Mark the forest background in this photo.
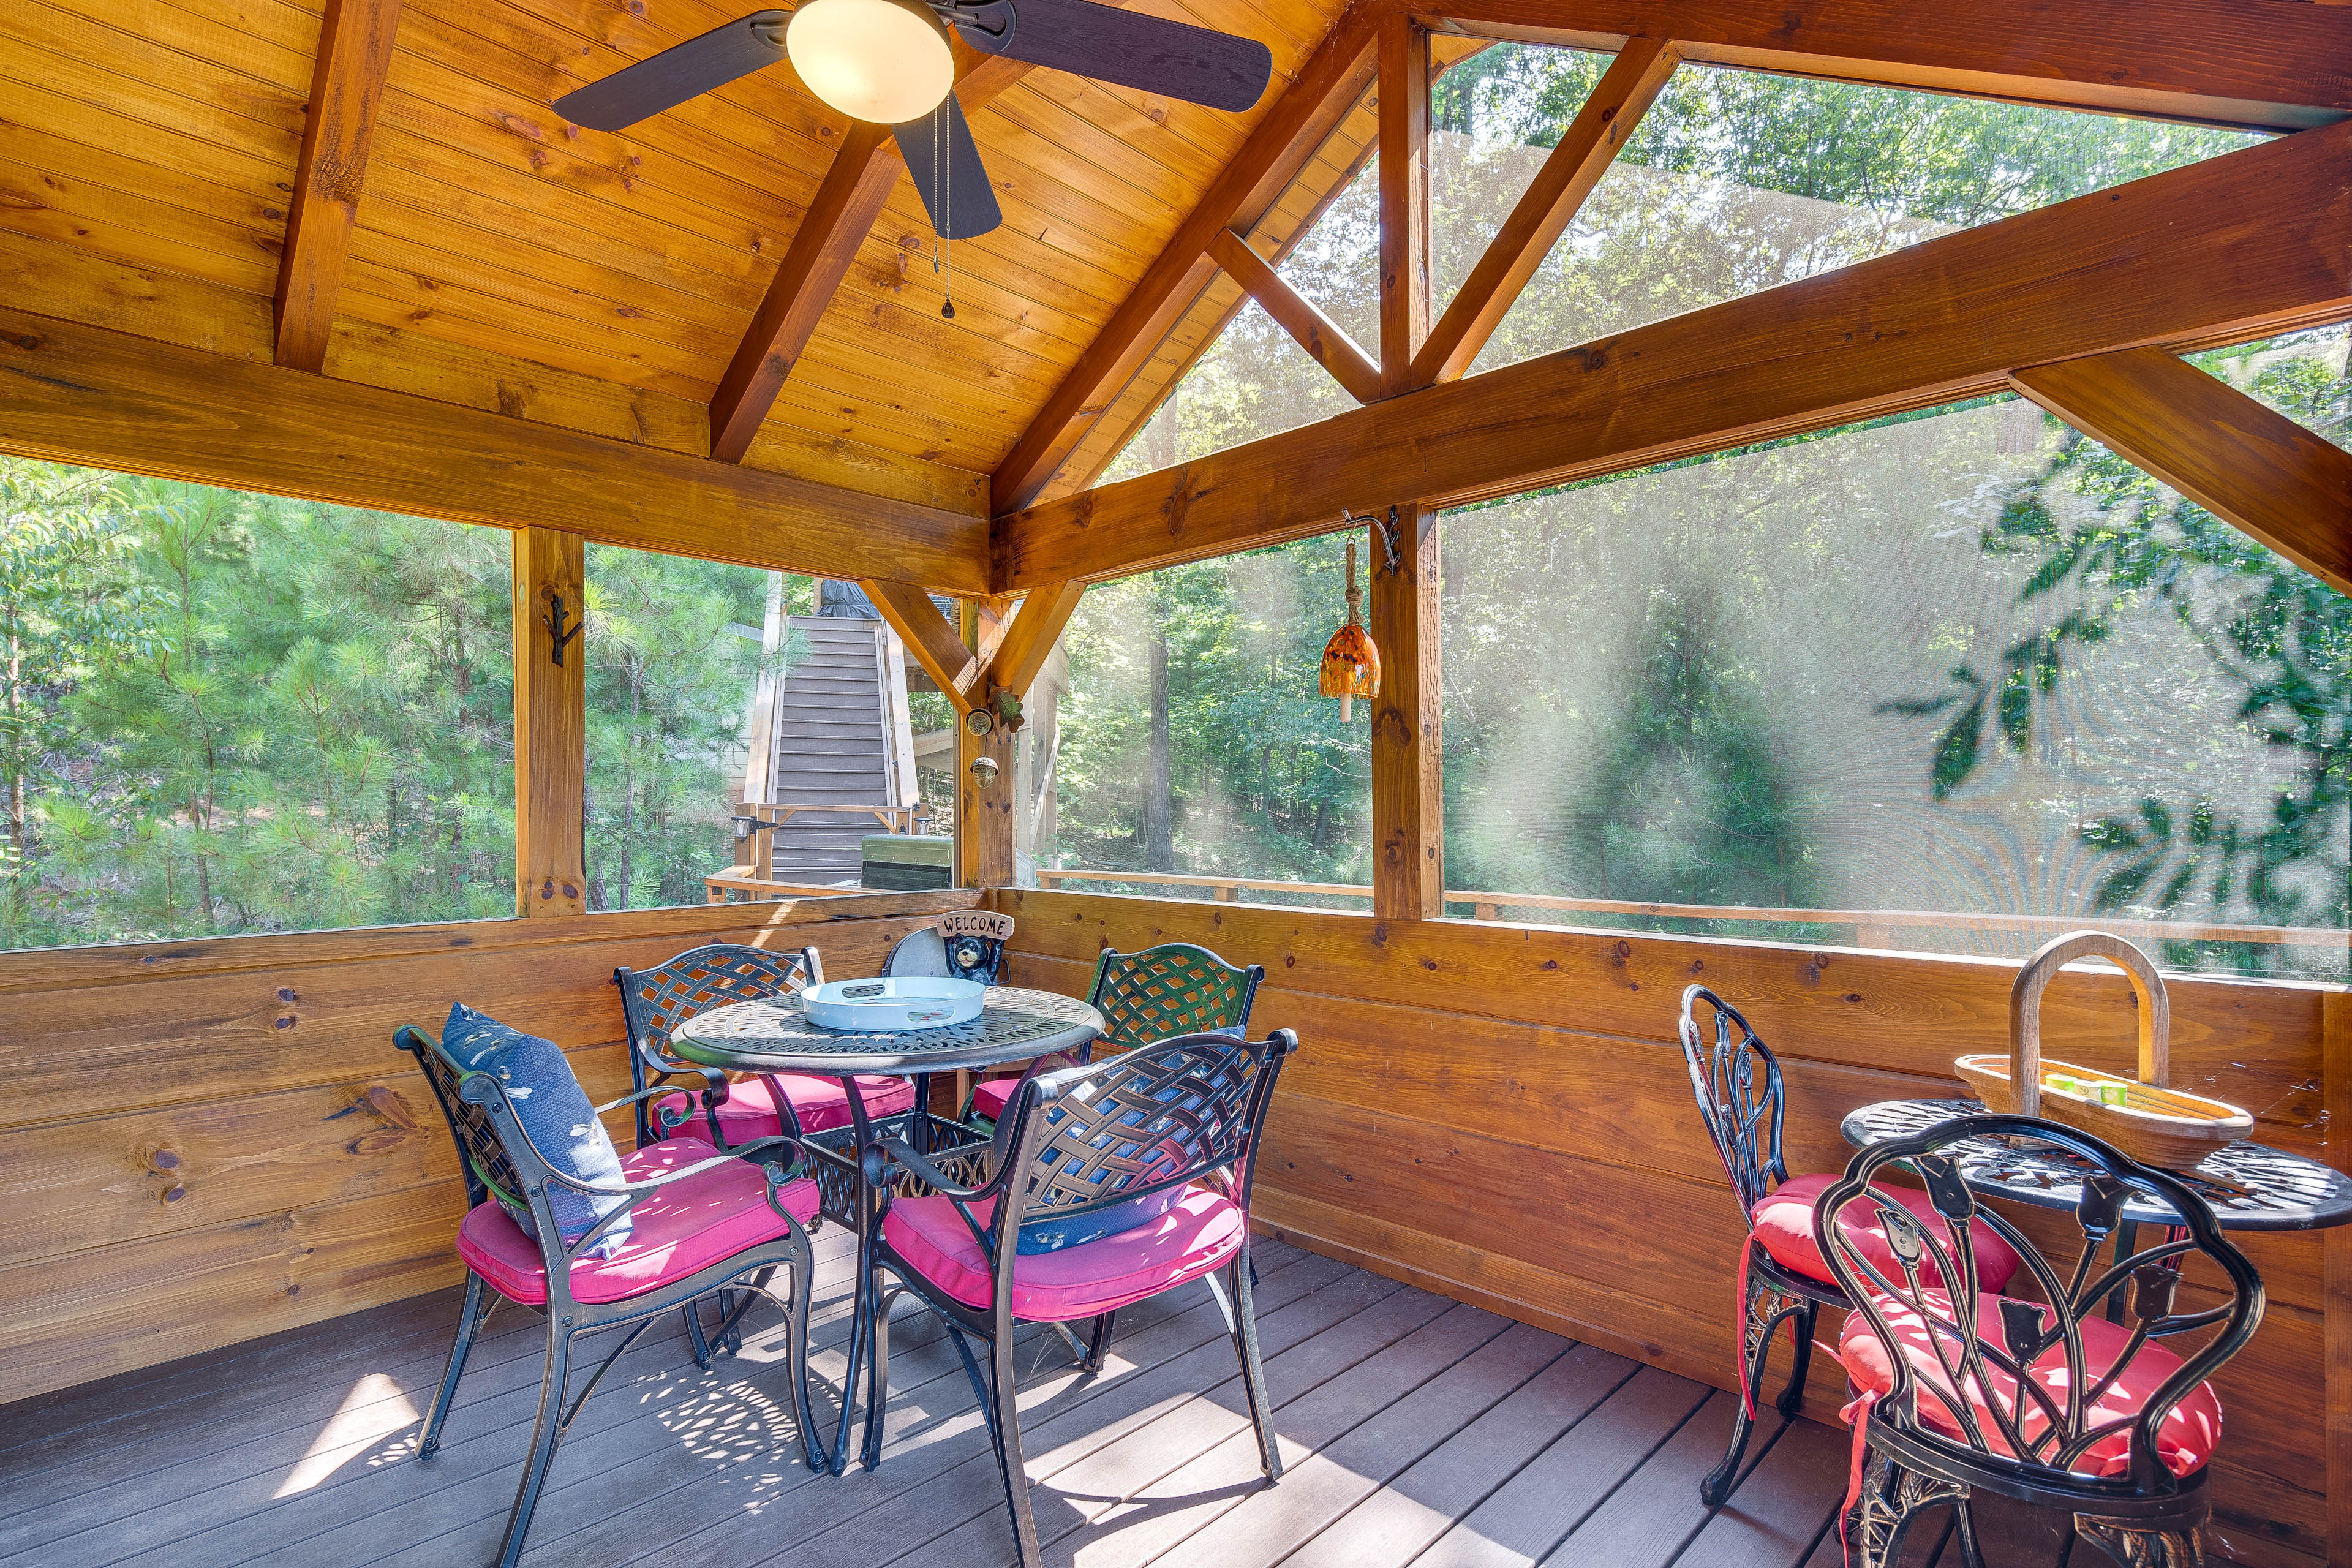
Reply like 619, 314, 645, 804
3, 45, 2345, 976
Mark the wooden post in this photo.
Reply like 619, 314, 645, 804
1377, 11, 1430, 394
1370, 504, 1441, 920
2326, 990, 2351, 1567
955, 599, 1017, 888
512, 527, 587, 917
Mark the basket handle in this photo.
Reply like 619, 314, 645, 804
2009, 930, 2171, 1117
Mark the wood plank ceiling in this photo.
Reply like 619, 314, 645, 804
0, 0, 1363, 522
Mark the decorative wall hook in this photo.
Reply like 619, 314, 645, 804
1373, 504, 1404, 578
543, 594, 585, 667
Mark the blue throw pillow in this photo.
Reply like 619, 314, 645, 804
442, 1004, 632, 1260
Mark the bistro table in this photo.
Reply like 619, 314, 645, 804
1843, 1098, 2352, 1327
670, 985, 1106, 1472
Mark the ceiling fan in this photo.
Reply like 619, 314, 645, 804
554, 0, 1275, 243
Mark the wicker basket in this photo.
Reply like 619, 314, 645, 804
1953, 930, 2251, 1171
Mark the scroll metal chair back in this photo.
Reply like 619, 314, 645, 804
1089, 941, 1265, 1049
861, 1029, 1300, 1568
883, 909, 1014, 985
1820, 1113, 2264, 1568
393, 1025, 825, 1568
614, 942, 823, 1147
1679, 984, 1838, 1505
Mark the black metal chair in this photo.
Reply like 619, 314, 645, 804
614, 941, 918, 1150
1819, 1113, 2264, 1567
965, 940, 1266, 1126
1678, 985, 2024, 1505
394, 1024, 827, 1568
857, 1029, 1300, 1568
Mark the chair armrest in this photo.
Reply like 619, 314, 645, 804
543, 1133, 807, 1203
594, 1079, 723, 1116
862, 1136, 1004, 1202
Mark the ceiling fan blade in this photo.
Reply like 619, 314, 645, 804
893, 96, 1003, 241
959, 0, 1272, 113
554, 11, 788, 132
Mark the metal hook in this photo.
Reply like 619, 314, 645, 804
1372, 504, 1404, 578
543, 594, 586, 668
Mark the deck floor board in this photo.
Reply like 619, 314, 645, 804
0, 1240, 2019, 1568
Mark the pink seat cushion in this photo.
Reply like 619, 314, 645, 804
1752, 1172, 2021, 1292
971, 1076, 1018, 1121
458, 1137, 821, 1306
660, 1073, 916, 1142
883, 1185, 1245, 1322
1838, 1290, 2224, 1478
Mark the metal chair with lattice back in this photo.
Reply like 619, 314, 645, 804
858, 1028, 1300, 1568
1679, 986, 2025, 1506
614, 941, 917, 1151
394, 1023, 827, 1568
1819, 1112, 2264, 1567
965, 941, 1265, 1126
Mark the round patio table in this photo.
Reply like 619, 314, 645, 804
670, 986, 1105, 1474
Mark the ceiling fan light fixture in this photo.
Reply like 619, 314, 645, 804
786, 0, 955, 124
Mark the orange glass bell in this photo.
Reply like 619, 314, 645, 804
1319, 537, 1380, 719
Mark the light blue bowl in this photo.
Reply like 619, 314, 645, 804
802, 976, 984, 1032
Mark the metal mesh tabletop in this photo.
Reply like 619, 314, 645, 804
668, 985, 1104, 1076
1842, 1098, 2352, 1232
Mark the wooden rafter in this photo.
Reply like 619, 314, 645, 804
1412, 0, 2352, 130
2011, 347, 2352, 600
993, 117, 2352, 589
708, 51, 1033, 465
1205, 228, 1384, 404
274, 0, 403, 374
0, 307, 990, 590
1376, 12, 1430, 391
988, 1, 1385, 516
1406, 36, 1677, 390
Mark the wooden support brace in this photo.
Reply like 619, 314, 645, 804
861, 578, 981, 712
988, 581, 1087, 699
1207, 230, 1385, 404
989, 3, 1383, 514
2010, 346, 2352, 600
1377, 11, 1431, 393
1370, 504, 1442, 920
1407, 36, 1678, 390
274, 0, 403, 372
513, 527, 587, 917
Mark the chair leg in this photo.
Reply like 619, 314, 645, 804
987, 1324, 1044, 1568
1082, 1310, 1117, 1374
418, 1272, 492, 1460
684, 1300, 716, 1370
2074, 1517, 2207, 1567
1701, 1244, 1801, 1507
782, 1250, 827, 1473
493, 1317, 575, 1568
1776, 1299, 1817, 1419
859, 1278, 894, 1472
1847, 1449, 1970, 1568
1226, 1256, 1282, 1483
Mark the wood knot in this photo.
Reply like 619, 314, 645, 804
151, 1148, 183, 1172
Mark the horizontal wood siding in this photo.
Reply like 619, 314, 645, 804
0, 889, 976, 1406
993, 888, 2339, 1567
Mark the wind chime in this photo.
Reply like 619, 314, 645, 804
1318, 536, 1379, 719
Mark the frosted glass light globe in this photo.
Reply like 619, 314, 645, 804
787, 0, 955, 124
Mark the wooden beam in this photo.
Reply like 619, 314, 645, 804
2009, 347, 2352, 601
274, 0, 402, 372
986, 581, 1087, 699
994, 116, 2352, 590
1411, 0, 2352, 132
1377, 12, 1430, 392
862, 578, 981, 712
513, 527, 587, 918
2327, 992, 2352, 1568
1205, 229, 1385, 404
0, 307, 989, 592
706, 50, 1034, 464
1406, 36, 1677, 390
1368, 505, 1442, 919
708, 122, 900, 465
955, 598, 1016, 887
989, 2, 1385, 516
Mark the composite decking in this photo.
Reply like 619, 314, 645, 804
0, 1231, 2075, 1568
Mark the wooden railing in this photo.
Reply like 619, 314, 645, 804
1030, 869, 2352, 950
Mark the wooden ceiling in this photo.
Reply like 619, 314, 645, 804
4, 0, 2352, 575
0, 0, 1368, 520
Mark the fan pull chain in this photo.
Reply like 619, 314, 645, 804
933, 99, 956, 320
